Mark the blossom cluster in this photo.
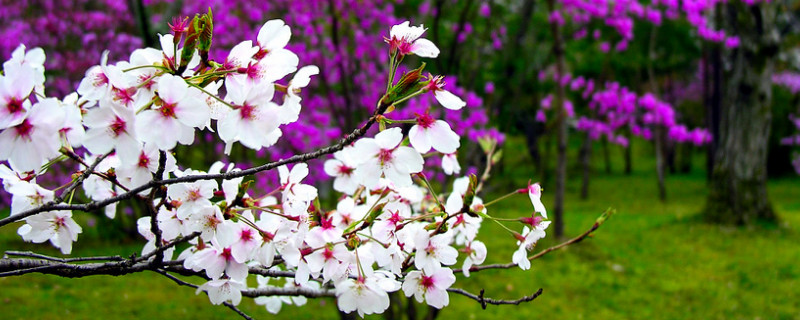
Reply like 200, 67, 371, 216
557, 0, 747, 52
0, 1, 504, 205
537, 71, 712, 147
0, 17, 548, 317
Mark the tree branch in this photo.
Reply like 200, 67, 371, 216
153, 269, 255, 320
448, 287, 543, 309
454, 210, 611, 274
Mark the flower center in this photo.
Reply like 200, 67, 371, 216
323, 247, 334, 260
378, 148, 394, 164
337, 165, 354, 176
6, 98, 24, 115
14, 119, 34, 139
110, 116, 127, 137
221, 247, 233, 260
137, 153, 150, 168
112, 87, 135, 105
320, 216, 334, 230
415, 112, 435, 128
54, 216, 67, 230
420, 275, 435, 289
397, 39, 413, 55
240, 228, 254, 242
160, 102, 177, 118
187, 189, 203, 201
93, 72, 109, 87
239, 104, 255, 120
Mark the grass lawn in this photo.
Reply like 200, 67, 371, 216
1, 137, 798, 319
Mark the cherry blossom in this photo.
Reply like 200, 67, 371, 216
387, 21, 440, 58
0, 63, 34, 130
167, 176, 218, 220
219, 77, 281, 152
441, 153, 461, 175
8, 180, 53, 216
335, 275, 395, 317
413, 228, 458, 273
17, 210, 82, 254
527, 181, 547, 218
82, 100, 140, 165
461, 240, 487, 277
402, 267, 456, 308
353, 127, 424, 188
408, 112, 460, 154
0, 98, 65, 173
135, 74, 209, 150
424, 75, 466, 110
196, 278, 246, 306
323, 147, 360, 195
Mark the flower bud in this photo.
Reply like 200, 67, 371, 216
386, 63, 426, 104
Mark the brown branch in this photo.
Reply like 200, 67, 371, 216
153, 269, 254, 320
454, 209, 612, 274
242, 286, 335, 298
4, 251, 124, 263
448, 287, 543, 309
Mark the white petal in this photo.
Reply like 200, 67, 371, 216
411, 38, 440, 58
434, 90, 466, 110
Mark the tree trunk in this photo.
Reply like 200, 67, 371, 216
654, 125, 667, 202
704, 1, 779, 224
624, 128, 632, 175
580, 133, 592, 199
546, 0, 568, 238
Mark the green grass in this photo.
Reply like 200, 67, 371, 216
1, 137, 798, 319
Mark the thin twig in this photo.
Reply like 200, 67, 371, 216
136, 231, 200, 263
4, 251, 124, 263
454, 213, 607, 274
448, 287, 543, 309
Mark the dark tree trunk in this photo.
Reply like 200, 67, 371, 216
624, 128, 632, 175
546, 0, 568, 238
654, 125, 667, 202
580, 133, 592, 199
704, 1, 779, 224
602, 138, 611, 174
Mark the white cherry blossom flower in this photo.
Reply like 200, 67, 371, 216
335, 275, 394, 317
219, 77, 281, 152
8, 180, 53, 216
167, 177, 217, 220
136, 74, 209, 150
402, 267, 456, 308
323, 147, 360, 195
461, 240, 487, 277
424, 75, 466, 110
408, 112, 459, 154
217, 215, 261, 263
196, 278, 246, 306
352, 127, 424, 188
441, 153, 461, 175
0, 98, 65, 173
527, 181, 547, 218
413, 229, 458, 273
184, 237, 248, 281
17, 210, 82, 254
387, 21, 440, 58
82, 100, 140, 165
4, 44, 45, 93
0, 63, 34, 129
